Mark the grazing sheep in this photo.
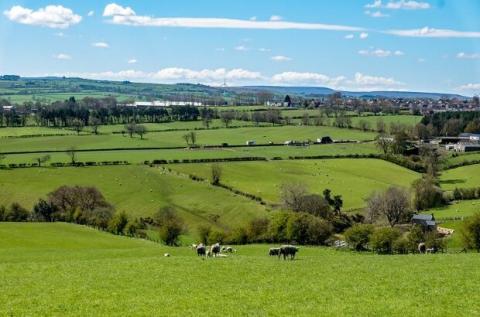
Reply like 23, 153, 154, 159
269, 248, 280, 256
418, 242, 426, 254
196, 244, 206, 257
210, 243, 221, 257
226, 247, 235, 253
164, 253, 170, 257
191, 244, 198, 250
206, 250, 212, 258
278, 245, 299, 260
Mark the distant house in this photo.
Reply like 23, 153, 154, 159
411, 214, 437, 231
459, 133, 480, 142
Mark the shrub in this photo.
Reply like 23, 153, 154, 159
287, 212, 332, 245
370, 227, 401, 254
108, 211, 129, 235
227, 227, 249, 244
461, 213, 480, 251
344, 224, 375, 251
246, 218, 270, 242
5, 203, 30, 222
393, 237, 410, 254
208, 229, 226, 245
197, 224, 212, 244
0, 205, 5, 221
407, 225, 425, 253
268, 212, 290, 242
155, 207, 185, 246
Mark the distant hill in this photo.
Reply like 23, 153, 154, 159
0, 76, 467, 103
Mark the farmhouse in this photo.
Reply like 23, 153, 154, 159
411, 214, 437, 231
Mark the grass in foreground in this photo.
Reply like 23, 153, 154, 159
0, 222, 479, 316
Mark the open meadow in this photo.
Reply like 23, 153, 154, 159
1, 222, 480, 316
169, 158, 420, 210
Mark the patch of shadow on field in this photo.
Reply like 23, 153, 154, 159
440, 179, 466, 185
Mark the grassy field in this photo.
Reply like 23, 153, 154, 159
444, 153, 480, 168
0, 126, 86, 137
440, 164, 480, 190
2, 143, 380, 164
1, 222, 480, 316
169, 159, 420, 210
0, 125, 375, 153
430, 200, 480, 220
0, 165, 267, 232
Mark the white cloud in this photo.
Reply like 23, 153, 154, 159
234, 45, 249, 51
258, 48, 271, 52
92, 42, 109, 48
344, 34, 354, 39
270, 15, 283, 21
360, 32, 369, 39
365, 0, 430, 10
127, 59, 137, 64
364, 10, 390, 18
457, 52, 480, 60
103, 3, 135, 17
55, 32, 65, 37
87, 10, 95, 17
386, 27, 480, 38
271, 72, 346, 87
456, 83, 480, 91
249, 16, 257, 21
48, 68, 264, 85
101, 3, 363, 32
54, 53, 72, 60
347, 72, 404, 90
3, 5, 82, 29
271, 55, 292, 62
358, 49, 404, 57
385, 0, 430, 10
215, 48, 225, 52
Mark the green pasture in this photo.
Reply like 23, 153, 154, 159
1, 223, 479, 316
1, 143, 379, 165
0, 125, 375, 153
169, 158, 420, 210
0, 165, 267, 231
440, 164, 480, 190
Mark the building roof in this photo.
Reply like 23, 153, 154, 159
412, 214, 434, 221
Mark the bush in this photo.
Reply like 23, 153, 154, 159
393, 237, 410, 254
344, 224, 374, 251
461, 213, 480, 251
407, 225, 425, 253
4, 202, 30, 222
208, 229, 226, 245
370, 227, 401, 254
246, 218, 269, 242
197, 224, 212, 244
0, 205, 6, 221
268, 212, 290, 242
155, 207, 185, 246
287, 212, 332, 245
108, 211, 129, 235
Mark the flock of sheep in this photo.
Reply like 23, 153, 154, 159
191, 243, 300, 260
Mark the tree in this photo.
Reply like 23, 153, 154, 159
108, 211, 129, 235
375, 134, 393, 155
376, 119, 386, 133
188, 131, 197, 146
286, 212, 332, 245
135, 124, 147, 139
32, 199, 57, 222
461, 213, 480, 251
197, 224, 212, 244
182, 133, 191, 147
367, 187, 411, 227
370, 227, 401, 254
211, 164, 222, 185
35, 154, 51, 167
297, 194, 332, 219
155, 207, 185, 246
202, 114, 212, 129
412, 176, 445, 210
66, 147, 77, 165
4, 202, 30, 222
71, 119, 84, 135
358, 119, 371, 131
220, 111, 235, 128
125, 123, 137, 138
301, 113, 310, 126
344, 224, 375, 251
281, 183, 308, 212
284, 95, 292, 107
90, 117, 101, 135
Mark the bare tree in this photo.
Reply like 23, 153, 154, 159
66, 147, 77, 165
280, 182, 308, 212
135, 124, 148, 139
188, 131, 197, 146
90, 117, 101, 135
182, 133, 190, 147
220, 111, 235, 128
35, 154, 51, 167
375, 134, 393, 155
211, 164, 222, 185
71, 119, 84, 135
125, 123, 137, 138
366, 187, 411, 227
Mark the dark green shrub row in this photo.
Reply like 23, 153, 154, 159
50, 161, 129, 167
444, 159, 480, 170
451, 187, 480, 201
146, 156, 267, 165
214, 183, 264, 203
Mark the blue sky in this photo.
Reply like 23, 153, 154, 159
0, 0, 479, 95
